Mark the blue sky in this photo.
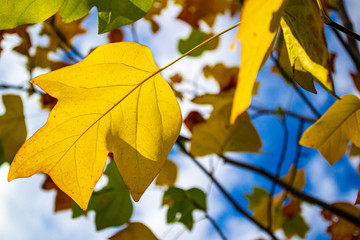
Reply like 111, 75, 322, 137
0, 1, 360, 240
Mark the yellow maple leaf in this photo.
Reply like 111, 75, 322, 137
231, 0, 288, 124
300, 94, 360, 165
8, 42, 182, 210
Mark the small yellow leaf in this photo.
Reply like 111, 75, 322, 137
231, 0, 288, 123
8, 42, 182, 210
155, 159, 178, 187
0, 95, 27, 163
109, 222, 158, 240
280, 0, 334, 95
300, 94, 360, 165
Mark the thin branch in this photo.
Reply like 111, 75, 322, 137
314, 0, 360, 41
0, 84, 42, 94
176, 139, 279, 240
221, 155, 360, 227
250, 105, 317, 122
270, 54, 322, 118
204, 213, 227, 240
279, 119, 305, 205
267, 117, 289, 230
48, 17, 85, 61
331, 28, 360, 73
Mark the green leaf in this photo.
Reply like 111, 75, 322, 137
246, 187, 268, 211
71, 161, 133, 230
0, 0, 64, 30
282, 215, 310, 239
94, 0, 154, 34
178, 29, 219, 57
59, 0, 93, 22
190, 91, 262, 156
162, 187, 207, 230
280, 0, 335, 95
300, 94, 360, 165
0, 95, 27, 164
89, 161, 133, 230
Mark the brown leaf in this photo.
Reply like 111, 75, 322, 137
184, 111, 205, 132
42, 175, 73, 212
108, 29, 124, 43
176, 0, 227, 28
40, 93, 58, 111
350, 72, 360, 93
321, 202, 360, 240
144, 0, 168, 33
282, 199, 301, 219
170, 73, 183, 84
203, 63, 238, 91
355, 187, 360, 205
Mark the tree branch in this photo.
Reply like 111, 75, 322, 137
176, 139, 279, 240
270, 54, 322, 118
221, 155, 360, 227
268, 117, 289, 230
250, 105, 317, 122
205, 213, 227, 240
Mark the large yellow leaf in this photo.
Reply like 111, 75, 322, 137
231, 0, 288, 124
300, 95, 360, 165
8, 42, 182, 210
280, 0, 334, 95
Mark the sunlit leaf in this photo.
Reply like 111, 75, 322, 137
300, 94, 360, 165
191, 91, 262, 156
0, 0, 64, 30
231, 0, 288, 123
109, 222, 158, 240
59, 0, 93, 23
8, 42, 182, 210
280, 0, 335, 95
0, 95, 27, 165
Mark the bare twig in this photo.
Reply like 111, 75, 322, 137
176, 139, 279, 240
221, 155, 360, 227
267, 117, 289, 230
250, 105, 317, 122
205, 213, 227, 240
270, 54, 322, 118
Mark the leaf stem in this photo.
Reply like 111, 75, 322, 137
159, 22, 240, 72
314, 0, 360, 41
